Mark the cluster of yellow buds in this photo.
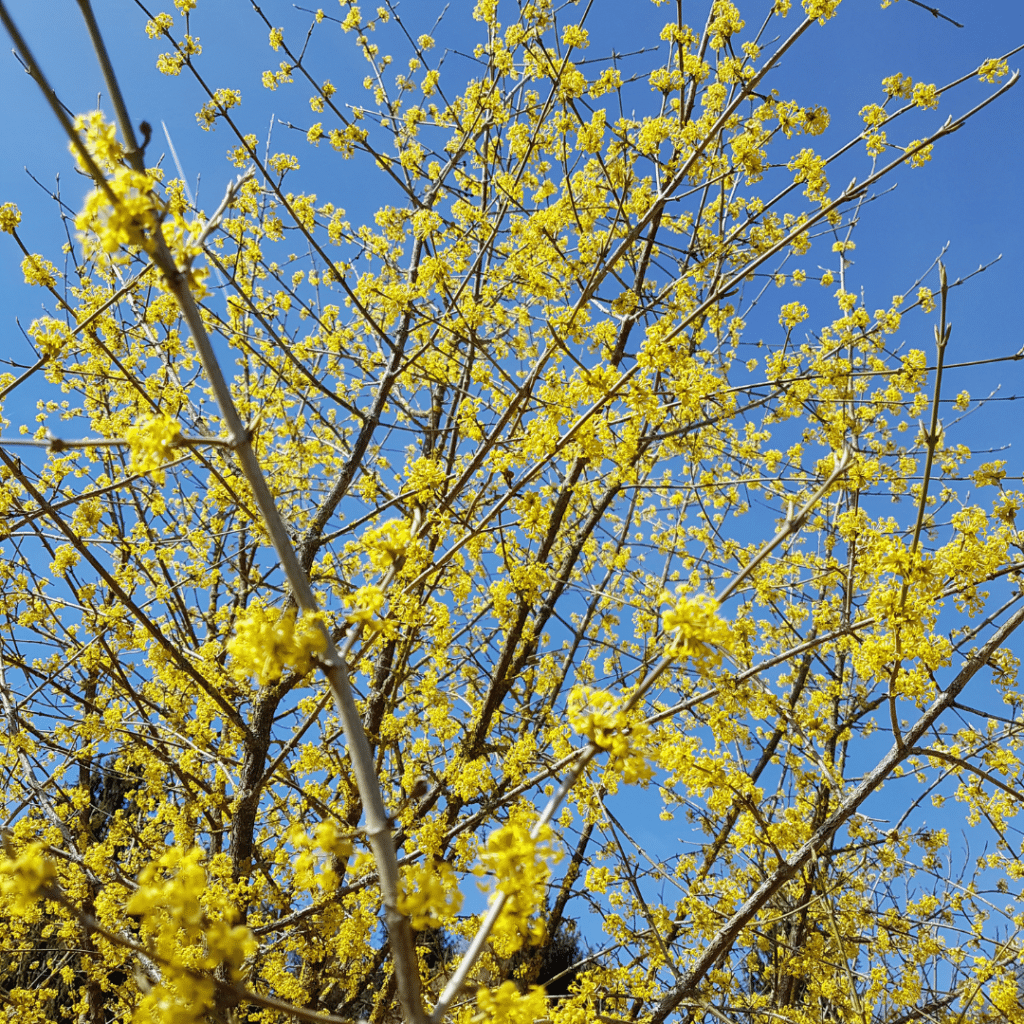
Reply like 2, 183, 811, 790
660, 591, 731, 668
127, 847, 256, 1024
568, 687, 653, 786
227, 602, 327, 684
397, 858, 463, 929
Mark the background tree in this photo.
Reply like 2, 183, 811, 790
0, 2, 1023, 1024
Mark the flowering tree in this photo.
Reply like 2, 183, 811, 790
0, 0, 1023, 1022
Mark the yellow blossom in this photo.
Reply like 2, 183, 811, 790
0, 201, 21, 233
912, 81, 939, 109
126, 413, 180, 481
27, 316, 71, 356
882, 71, 913, 98
76, 167, 161, 253
398, 859, 463, 928
145, 12, 174, 37
978, 57, 1009, 83
661, 592, 731, 667
0, 843, 55, 915
779, 302, 809, 329
227, 602, 328, 684
479, 821, 559, 951
903, 138, 934, 168
803, 0, 840, 21
21, 254, 58, 287
344, 583, 386, 626
476, 982, 548, 1024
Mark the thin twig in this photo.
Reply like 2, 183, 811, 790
902, 0, 964, 28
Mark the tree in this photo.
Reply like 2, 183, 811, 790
0, 0, 1022, 1022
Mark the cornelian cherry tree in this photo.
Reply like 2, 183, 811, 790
1, 1, 1023, 1023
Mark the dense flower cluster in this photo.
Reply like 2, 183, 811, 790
127, 848, 257, 1024
361, 518, 413, 569
21, 254, 58, 288
397, 858, 463, 929
0, 201, 21, 234
291, 820, 355, 892
480, 821, 560, 954
661, 592, 732, 668
125, 413, 181, 483
27, 316, 71, 357
568, 686, 654, 786
475, 981, 548, 1024
0, 844, 55, 916
227, 603, 327, 684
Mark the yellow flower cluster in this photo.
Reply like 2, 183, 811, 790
779, 301, 809, 329
709, 1, 745, 49
328, 123, 369, 156
49, 544, 80, 579
0, 842, 55, 915
145, 12, 174, 38
912, 81, 939, 110
480, 821, 559, 953
127, 847, 257, 1024
126, 413, 181, 483
72, 110, 124, 172
972, 461, 1007, 488
978, 57, 1010, 83
157, 51, 186, 76
881, 71, 913, 99
561, 24, 589, 49
0, 201, 21, 233
262, 62, 294, 91
291, 821, 354, 892
21, 254, 58, 288
902, 138, 934, 168
803, 0, 840, 24
362, 518, 412, 570
27, 315, 71, 357
568, 686, 653, 786
404, 454, 446, 499
343, 583, 386, 626
68, 112, 175, 256
475, 981, 548, 1024
787, 148, 830, 203
77, 168, 161, 254
661, 592, 731, 668
397, 858, 463, 929
196, 88, 242, 131
127, 847, 207, 940
227, 602, 327, 684
988, 974, 1024, 1024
